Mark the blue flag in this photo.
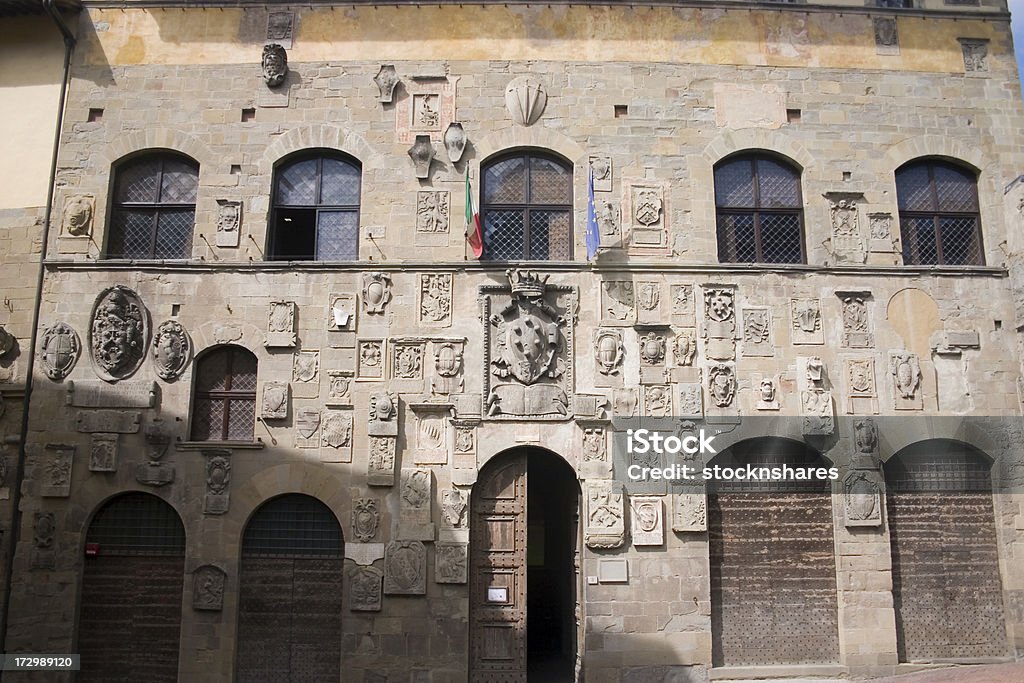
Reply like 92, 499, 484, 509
586, 170, 601, 261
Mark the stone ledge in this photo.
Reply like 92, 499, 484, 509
709, 664, 847, 680
174, 440, 266, 451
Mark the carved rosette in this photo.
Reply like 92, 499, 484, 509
40, 322, 80, 381
152, 320, 191, 381
482, 270, 575, 420
89, 286, 149, 381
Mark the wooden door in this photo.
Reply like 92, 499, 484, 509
470, 455, 527, 682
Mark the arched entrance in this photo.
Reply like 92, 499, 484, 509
885, 440, 1008, 660
708, 437, 840, 667
469, 448, 580, 682
78, 492, 185, 682
236, 494, 344, 682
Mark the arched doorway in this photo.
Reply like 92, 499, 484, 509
236, 494, 344, 682
78, 492, 185, 682
885, 440, 1008, 660
469, 448, 580, 682
708, 438, 840, 666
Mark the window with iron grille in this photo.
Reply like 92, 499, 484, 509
106, 152, 198, 259
875, 0, 913, 7
85, 492, 185, 556
714, 153, 805, 264
481, 152, 573, 261
896, 159, 983, 266
269, 151, 361, 261
191, 346, 257, 441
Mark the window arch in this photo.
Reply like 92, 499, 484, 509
268, 151, 361, 260
106, 151, 198, 259
481, 151, 573, 261
896, 159, 983, 266
714, 153, 805, 264
190, 345, 257, 441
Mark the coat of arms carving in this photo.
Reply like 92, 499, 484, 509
90, 286, 148, 381
40, 322, 80, 381
482, 270, 575, 419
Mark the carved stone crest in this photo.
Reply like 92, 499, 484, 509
362, 272, 392, 314
840, 294, 873, 348
484, 270, 573, 418
358, 340, 384, 379
430, 341, 464, 396
594, 329, 624, 376
630, 496, 664, 546
327, 372, 352, 403
582, 427, 606, 462
791, 298, 823, 344
295, 408, 321, 442
193, 565, 226, 611
961, 39, 988, 72
643, 384, 672, 418
505, 76, 547, 126
374, 64, 399, 103
637, 282, 660, 311
62, 195, 94, 237
639, 332, 666, 366
368, 392, 398, 436
756, 377, 780, 410
350, 565, 384, 611
828, 195, 864, 263
408, 135, 435, 179
292, 350, 319, 383
261, 43, 288, 87
261, 382, 289, 419
742, 308, 772, 357
420, 273, 452, 325
441, 488, 467, 527
204, 451, 231, 514
602, 281, 635, 323
152, 320, 191, 381
854, 417, 878, 454
802, 390, 834, 436
416, 191, 449, 233
436, 543, 468, 584
634, 189, 663, 226
384, 540, 426, 595
679, 384, 703, 417
590, 155, 612, 192
673, 491, 707, 532
90, 286, 148, 381
89, 433, 118, 472
266, 301, 296, 348
890, 351, 922, 408
585, 481, 625, 549
392, 343, 423, 380
674, 330, 696, 367
367, 436, 396, 486
40, 322, 80, 381
844, 471, 882, 527
321, 411, 353, 449
704, 287, 735, 324
352, 498, 380, 542
708, 364, 736, 407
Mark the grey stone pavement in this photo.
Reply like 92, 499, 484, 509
869, 663, 1024, 683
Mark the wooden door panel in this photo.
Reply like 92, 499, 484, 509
471, 455, 527, 682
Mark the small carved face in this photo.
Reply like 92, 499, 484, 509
261, 45, 288, 87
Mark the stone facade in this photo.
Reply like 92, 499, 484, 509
3, 1, 1024, 682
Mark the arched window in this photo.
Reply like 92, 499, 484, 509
481, 151, 572, 261
237, 494, 344, 682
190, 346, 257, 441
714, 153, 805, 264
107, 152, 198, 259
269, 151, 360, 260
896, 159, 983, 265
79, 492, 185, 682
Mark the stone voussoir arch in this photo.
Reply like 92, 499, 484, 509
71, 486, 186, 555
700, 129, 816, 171
225, 463, 349, 540
883, 135, 986, 176
102, 128, 214, 171
474, 127, 588, 168
258, 124, 381, 176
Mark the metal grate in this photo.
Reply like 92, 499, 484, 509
897, 160, 982, 265
884, 443, 992, 492
708, 439, 832, 493
191, 346, 257, 441
715, 155, 804, 264
481, 152, 572, 261
242, 494, 343, 557
85, 492, 185, 555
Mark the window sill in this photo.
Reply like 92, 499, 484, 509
175, 440, 265, 451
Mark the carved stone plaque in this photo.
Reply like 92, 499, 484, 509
844, 471, 882, 527
398, 468, 434, 541
672, 489, 707, 532
482, 270, 575, 419
320, 410, 353, 463
384, 540, 427, 595
349, 565, 384, 611
193, 564, 226, 611
326, 371, 353, 405
419, 273, 453, 327
368, 392, 398, 437
265, 301, 296, 348
295, 408, 321, 448
368, 436, 397, 486
601, 281, 635, 325
77, 410, 140, 434
838, 292, 873, 348
291, 350, 320, 398
435, 542, 468, 584
802, 390, 835, 436
890, 351, 923, 410
89, 286, 149, 381
67, 380, 157, 408
589, 155, 612, 192
89, 433, 118, 472
358, 340, 384, 380
261, 382, 289, 420
416, 191, 450, 233
391, 341, 425, 382
625, 184, 668, 251
585, 481, 625, 549
328, 292, 356, 332
670, 284, 695, 326
42, 445, 73, 497
62, 194, 94, 237
204, 451, 231, 515
362, 273, 392, 314
845, 358, 879, 414
630, 496, 664, 546
678, 383, 703, 417
791, 298, 823, 345
214, 200, 241, 248
352, 498, 380, 542
429, 340, 465, 397
741, 308, 773, 357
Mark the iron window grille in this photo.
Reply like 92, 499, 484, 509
269, 152, 361, 261
190, 346, 257, 442
242, 494, 343, 558
481, 152, 573, 261
896, 160, 983, 266
85, 492, 185, 556
106, 153, 198, 259
714, 154, 806, 264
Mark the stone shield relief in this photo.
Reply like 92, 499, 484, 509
89, 286, 149, 381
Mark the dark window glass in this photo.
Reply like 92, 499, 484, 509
191, 346, 257, 441
715, 154, 805, 264
107, 153, 198, 259
896, 160, 983, 266
242, 494, 343, 557
269, 152, 360, 261
481, 152, 572, 261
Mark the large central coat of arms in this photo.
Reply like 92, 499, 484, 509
482, 270, 575, 419
89, 286, 149, 381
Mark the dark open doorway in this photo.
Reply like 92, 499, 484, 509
526, 450, 578, 681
